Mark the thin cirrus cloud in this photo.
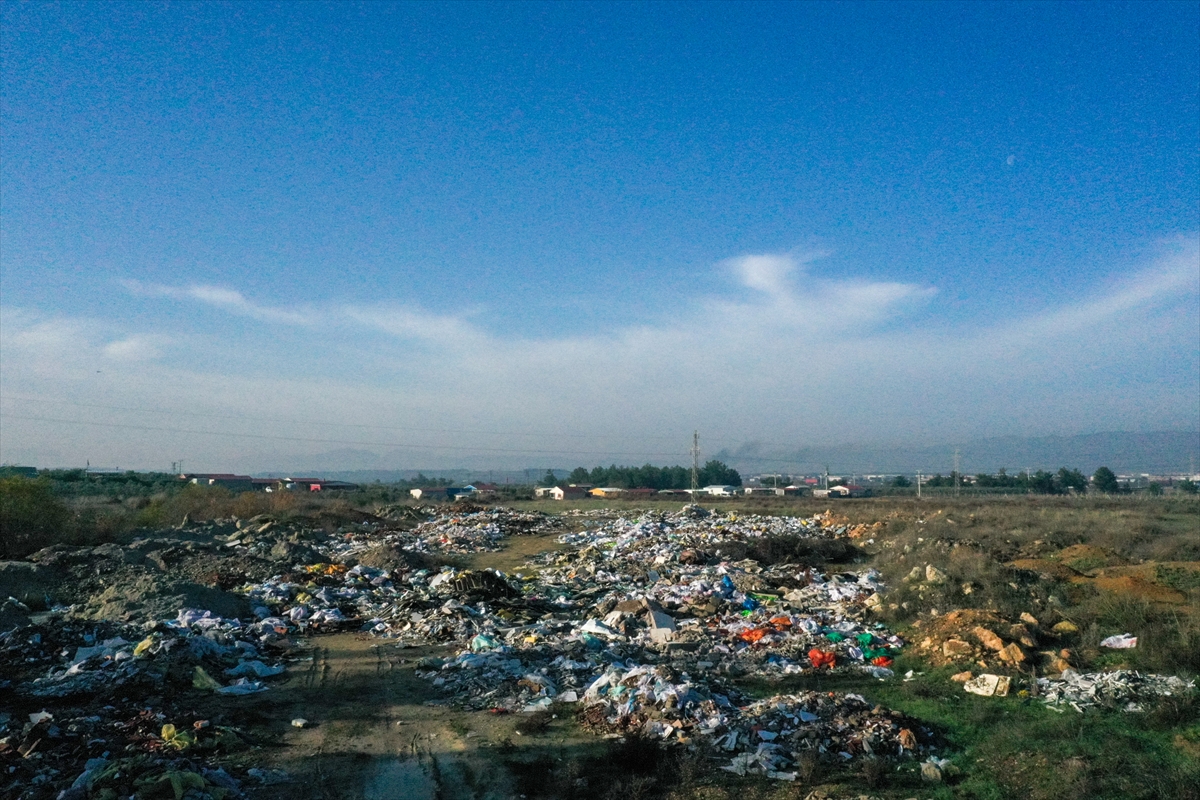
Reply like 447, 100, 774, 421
1, 242, 1196, 470
120, 280, 316, 326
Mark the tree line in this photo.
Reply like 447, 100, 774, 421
558, 461, 742, 490
899, 466, 1198, 495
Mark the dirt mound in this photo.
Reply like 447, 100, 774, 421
1054, 544, 1127, 573
356, 544, 438, 572
1008, 558, 1083, 581
72, 576, 251, 622
0, 561, 63, 608
1091, 574, 1188, 604
911, 609, 1065, 672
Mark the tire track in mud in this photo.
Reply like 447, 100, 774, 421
252, 531, 575, 799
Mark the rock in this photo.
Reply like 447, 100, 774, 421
1046, 656, 1072, 674
925, 565, 948, 584
1020, 612, 1039, 626
951, 671, 974, 683
904, 566, 923, 583
998, 642, 1027, 664
1010, 625, 1038, 649
961, 582, 974, 595
920, 761, 943, 782
972, 626, 1005, 652
1052, 620, 1079, 634
864, 592, 883, 610
943, 638, 973, 658
0, 599, 32, 629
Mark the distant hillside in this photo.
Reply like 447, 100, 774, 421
717, 430, 1200, 476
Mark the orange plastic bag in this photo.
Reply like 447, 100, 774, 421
808, 648, 836, 669
871, 656, 894, 668
740, 628, 768, 643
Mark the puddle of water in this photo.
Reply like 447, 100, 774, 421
364, 757, 436, 800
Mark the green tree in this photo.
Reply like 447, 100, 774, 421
891, 475, 911, 487
1179, 479, 1198, 495
1028, 470, 1058, 494
1057, 467, 1089, 493
1093, 466, 1119, 494
698, 460, 741, 487
538, 470, 558, 487
567, 467, 591, 484
1146, 482, 1163, 496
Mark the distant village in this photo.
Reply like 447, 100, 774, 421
2, 465, 1195, 499
170, 469, 1200, 500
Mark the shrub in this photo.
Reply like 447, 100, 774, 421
0, 477, 71, 558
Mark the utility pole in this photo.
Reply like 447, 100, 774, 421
691, 431, 700, 492
953, 449, 961, 498
917, 471, 923, 500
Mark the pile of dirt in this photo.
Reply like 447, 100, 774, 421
0, 561, 63, 608
910, 608, 1070, 673
71, 575, 251, 622
355, 543, 426, 572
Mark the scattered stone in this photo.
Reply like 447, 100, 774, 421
998, 643, 1026, 664
950, 671, 974, 683
943, 639, 973, 658
925, 565, 948, 584
972, 626, 1004, 652
1052, 620, 1079, 634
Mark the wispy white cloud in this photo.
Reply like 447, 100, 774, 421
121, 280, 315, 326
4, 241, 1197, 470
102, 335, 165, 362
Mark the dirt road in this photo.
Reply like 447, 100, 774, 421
245, 531, 597, 799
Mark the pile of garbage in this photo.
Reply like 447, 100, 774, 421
0, 605, 296, 798
340, 506, 563, 557
1037, 669, 1196, 713
403, 507, 939, 777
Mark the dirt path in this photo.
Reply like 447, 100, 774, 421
242, 531, 584, 799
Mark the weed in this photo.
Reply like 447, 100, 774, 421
859, 755, 888, 789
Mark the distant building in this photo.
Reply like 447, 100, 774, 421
183, 473, 254, 492
589, 487, 625, 498
743, 487, 784, 496
535, 485, 589, 500
815, 484, 869, 498
702, 485, 738, 496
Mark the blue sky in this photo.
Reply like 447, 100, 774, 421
2, 1, 1197, 472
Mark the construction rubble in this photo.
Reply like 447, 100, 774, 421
2, 503, 1195, 797
1036, 669, 1195, 713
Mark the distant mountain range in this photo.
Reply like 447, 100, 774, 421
258, 430, 1199, 482
713, 430, 1200, 477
